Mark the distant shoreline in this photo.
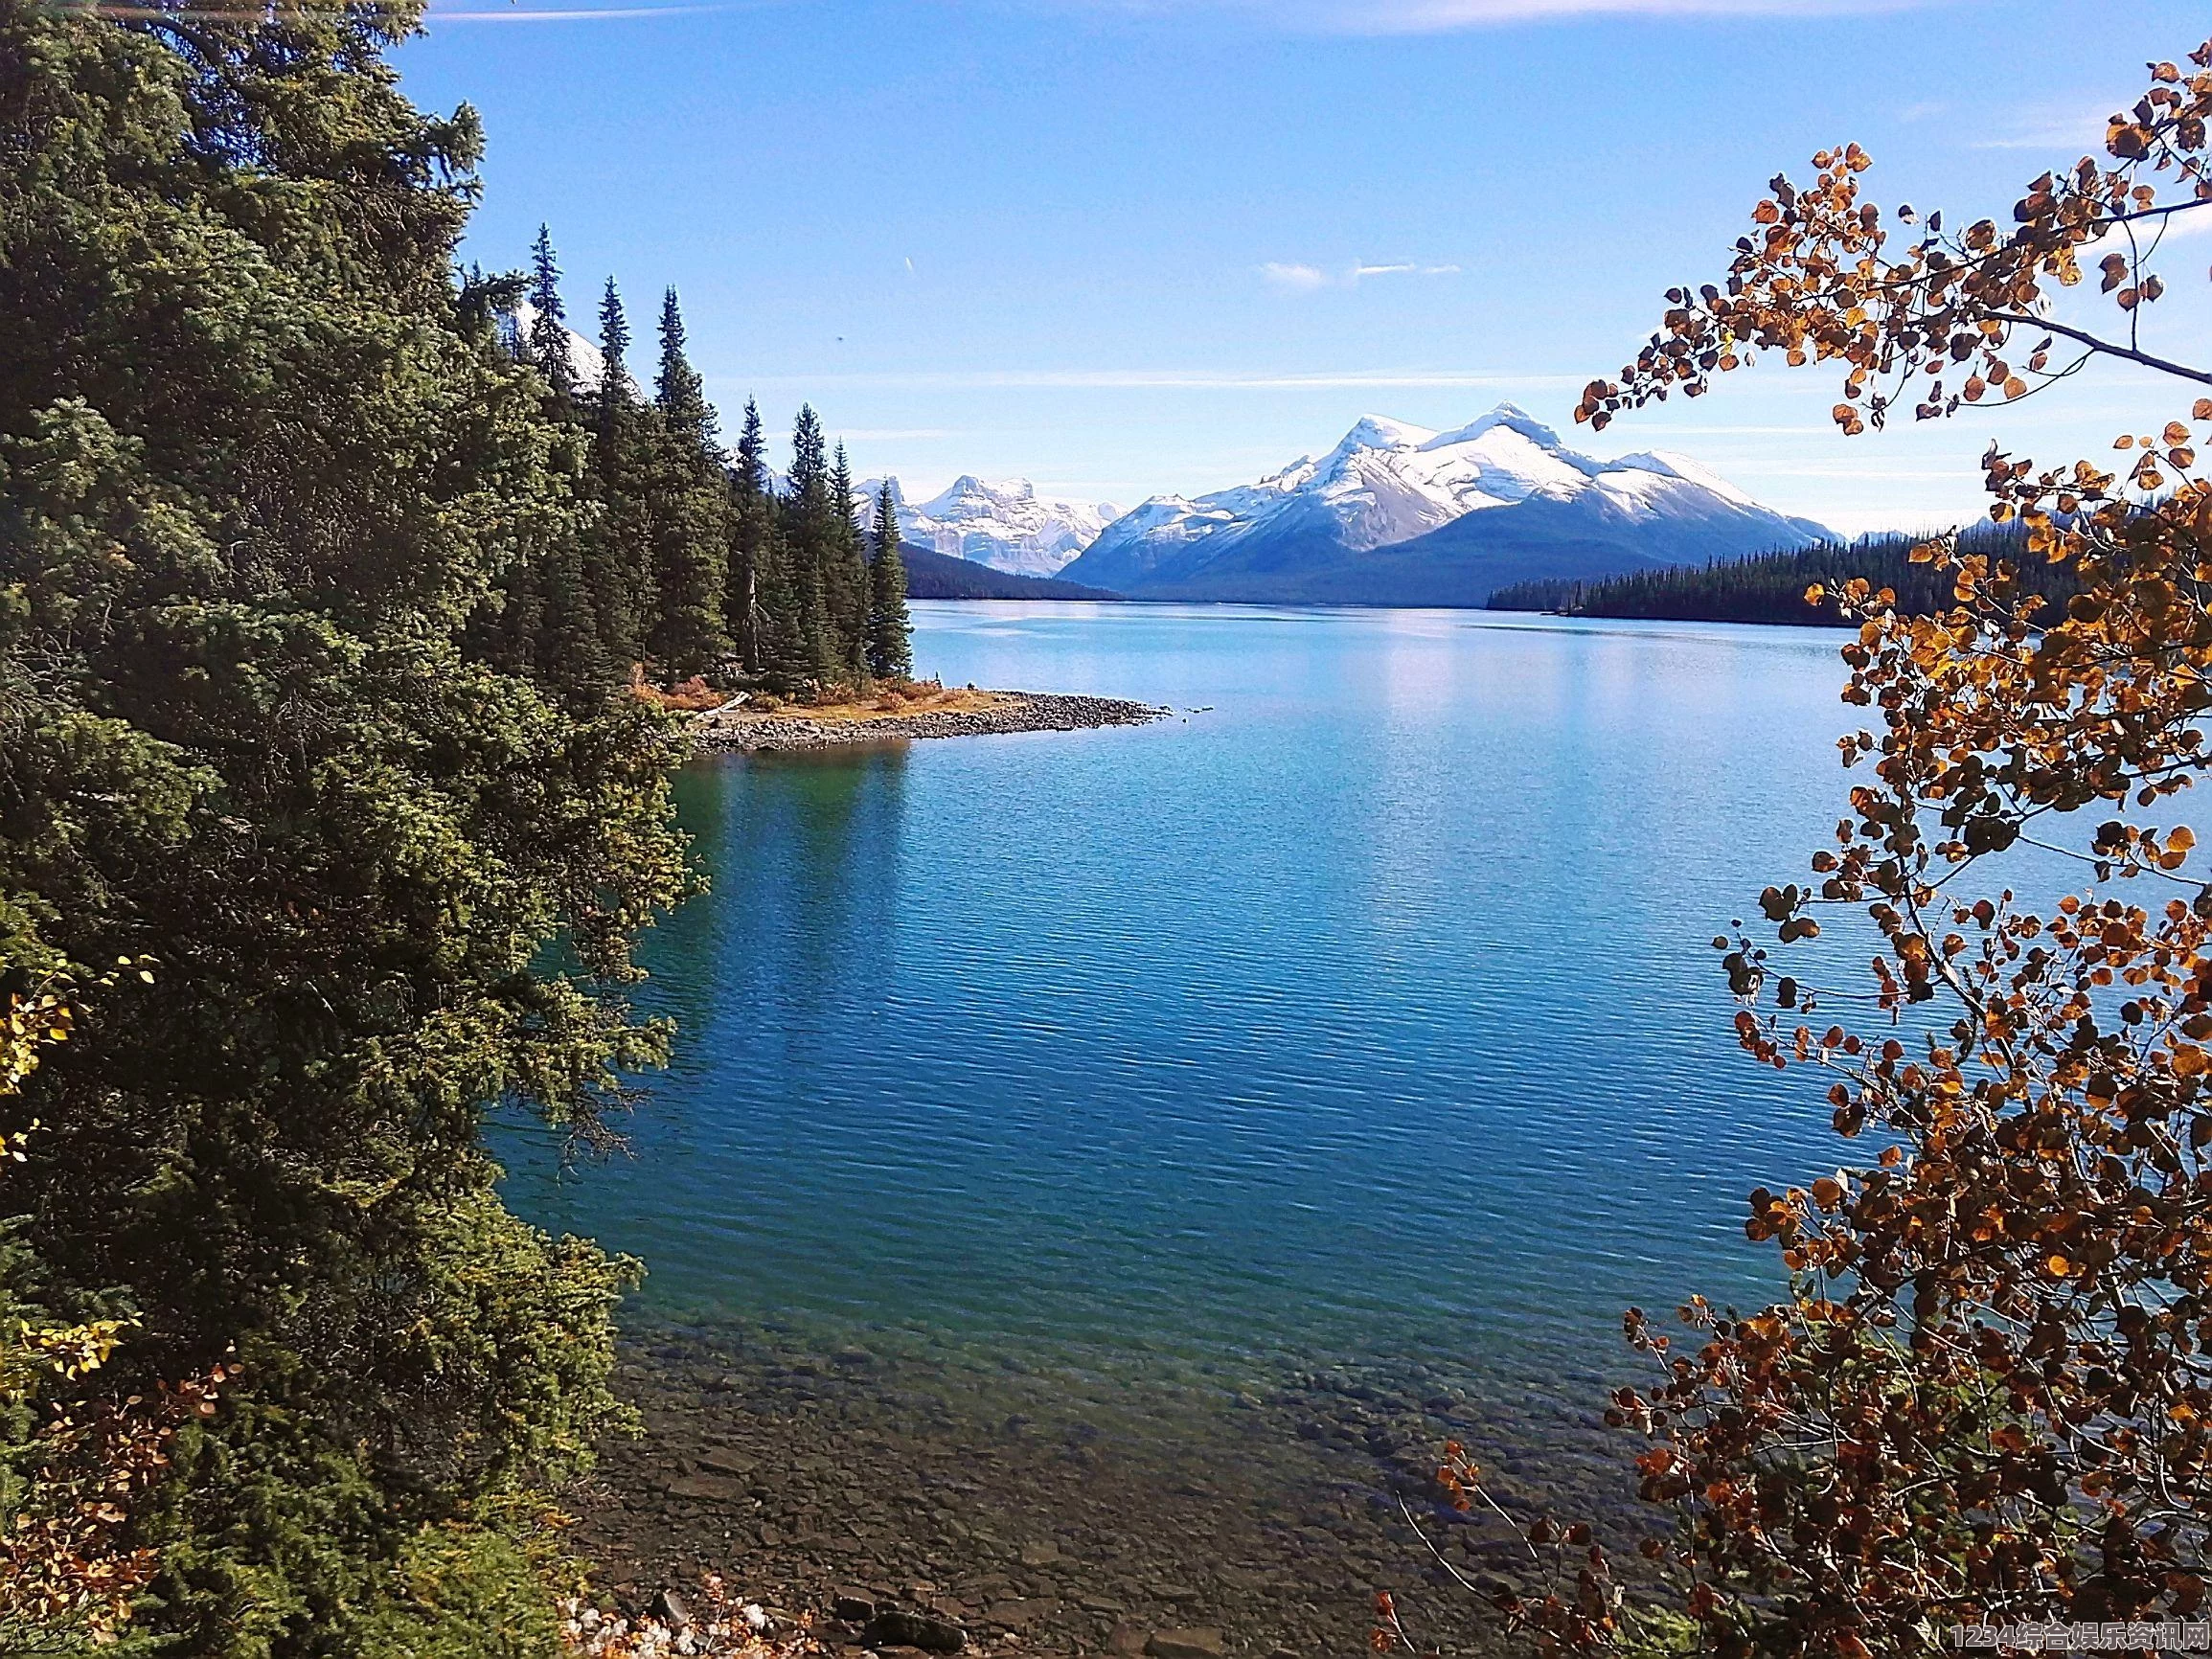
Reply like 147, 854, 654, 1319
694, 691, 1168, 752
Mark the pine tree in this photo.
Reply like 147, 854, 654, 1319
585, 277, 652, 668
783, 404, 836, 687
654, 285, 711, 441
0, 3, 690, 1647
867, 479, 913, 680
526, 223, 575, 404
598, 275, 633, 412
829, 442, 871, 682
644, 287, 729, 677
757, 511, 814, 689
727, 397, 769, 673
534, 541, 608, 700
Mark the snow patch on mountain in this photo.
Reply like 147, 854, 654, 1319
1061, 403, 1830, 597
856, 476, 1122, 579
508, 299, 605, 391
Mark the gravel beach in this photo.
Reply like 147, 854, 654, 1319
694, 693, 1169, 752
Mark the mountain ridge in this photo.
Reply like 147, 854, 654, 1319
1060, 404, 1830, 603
860, 475, 1120, 579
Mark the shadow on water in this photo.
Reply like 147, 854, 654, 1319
686, 745, 913, 1048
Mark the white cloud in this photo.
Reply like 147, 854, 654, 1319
1971, 107, 2116, 152
1260, 260, 1463, 291
727, 368, 1582, 390
424, 2, 716, 19
1327, 0, 1918, 24
1060, 0, 1935, 34
1260, 261, 1334, 291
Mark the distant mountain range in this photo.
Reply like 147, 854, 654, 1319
495, 317, 1828, 607
1056, 405, 1831, 605
901, 544, 1122, 602
859, 476, 1120, 580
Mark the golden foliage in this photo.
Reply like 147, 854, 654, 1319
2, 969, 229, 1648
1394, 28, 2212, 1657
1445, 443, 2212, 1649
1574, 46, 2212, 437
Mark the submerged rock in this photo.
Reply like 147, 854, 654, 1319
1146, 1628, 1226, 1659
866, 1609, 968, 1652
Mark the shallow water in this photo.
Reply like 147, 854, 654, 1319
507, 601, 1865, 1378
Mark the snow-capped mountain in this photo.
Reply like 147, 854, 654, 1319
857, 476, 1121, 580
507, 299, 605, 390
1060, 404, 1831, 604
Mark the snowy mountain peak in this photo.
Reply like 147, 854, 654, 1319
929, 475, 1040, 513
1333, 413, 1438, 455
857, 474, 1121, 580
1423, 404, 1567, 453
1060, 402, 1832, 601
1608, 450, 1758, 510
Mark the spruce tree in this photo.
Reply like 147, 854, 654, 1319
757, 511, 814, 689
645, 287, 729, 677
783, 404, 836, 687
598, 274, 633, 412
585, 276, 652, 668
829, 441, 871, 682
0, 2, 691, 1648
727, 397, 769, 673
867, 479, 913, 680
525, 222, 575, 404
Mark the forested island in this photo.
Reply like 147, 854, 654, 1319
1483, 520, 2078, 625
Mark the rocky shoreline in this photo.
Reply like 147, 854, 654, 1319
695, 693, 1169, 753
570, 1322, 1665, 1659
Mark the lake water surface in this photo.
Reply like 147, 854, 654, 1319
511, 601, 1864, 1381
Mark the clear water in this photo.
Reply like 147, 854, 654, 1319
504, 602, 1866, 1381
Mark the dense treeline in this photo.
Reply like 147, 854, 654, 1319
487, 231, 911, 696
0, 1, 838, 1652
1485, 519, 2080, 625
901, 543, 1125, 601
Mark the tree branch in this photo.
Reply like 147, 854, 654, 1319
1991, 313, 2212, 387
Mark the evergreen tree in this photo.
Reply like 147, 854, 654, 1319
598, 275, 633, 411
644, 287, 729, 676
525, 222, 575, 404
532, 493, 609, 699
584, 276, 652, 668
867, 479, 913, 680
727, 397, 770, 673
757, 511, 814, 689
0, 4, 691, 1649
829, 441, 871, 682
481, 228, 610, 694
783, 404, 837, 686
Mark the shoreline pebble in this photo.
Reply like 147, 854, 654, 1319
693, 693, 1170, 752
570, 1322, 1666, 1659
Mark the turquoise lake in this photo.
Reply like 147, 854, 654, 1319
508, 600, 1867, 1390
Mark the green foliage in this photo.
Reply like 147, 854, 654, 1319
643, 289, 730, 677
866, 481, 912, 680
827, 443, 870, 685
491, 246, 912, 695
582, 277, 654, 671
527, 226, 577, 408
782, 403, 838, 682
0, 2, 691, 1651
1486, 520, 2071, 625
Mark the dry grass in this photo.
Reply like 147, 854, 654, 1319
627, 670, 727, 713
757, 680, 1004, 723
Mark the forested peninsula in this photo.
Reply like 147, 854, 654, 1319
1483, 521, 2077, 625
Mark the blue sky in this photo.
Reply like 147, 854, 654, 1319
398, 0, 2211, 535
